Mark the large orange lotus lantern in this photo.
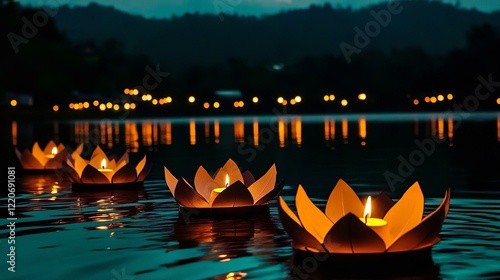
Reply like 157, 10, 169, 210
164, 158, 284, 215
279, 179, 450, 257
65, 145, 151, 190
15, 141, 67, 171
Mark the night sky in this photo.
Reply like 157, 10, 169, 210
18, 0, 500, 19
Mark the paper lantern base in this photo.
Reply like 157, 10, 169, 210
291, 246, 437, 277
72, 181, 144, 192
178, 204, 269, 218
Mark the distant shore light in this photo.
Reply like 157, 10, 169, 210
290, 99, 296, 105
323, 95, 329, 102
252, 97, 259, 103
424, 97, 430, 103
329, 94, 335, 101
277, 97, 284, 104
447, 93, 453, 100
83, 101, 90, 108
341, 99, 348, 106
99, 104, 106, 111
53, 105, 59, 112
188, 96, 196, 103
358, 93, 367, 101
413, 99, 419, 105
166, 96, 172, 103
152, 99, 158, 105
437, 94, 444, 101
203, 102, 210, 109
93, 100, 99, 106
10, 99, 17, 107
213, 102, 220, 108
295, 96, 302, 103
430, 97, 437, 103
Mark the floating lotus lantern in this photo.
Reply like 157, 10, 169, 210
164, 158, 284, 216
15, 141, 67, 171
279, 179, 450, 260
65, 145, 151, 191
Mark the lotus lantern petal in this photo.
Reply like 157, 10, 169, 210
15, 140, 67, 170
278, 179, 450, 253
65, 145, 151, 185
164, 158, 284, 208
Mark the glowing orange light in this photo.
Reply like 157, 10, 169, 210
99, 104, 106, 111
203, 102, 210, 109
413, 99, 419, 105
358, 93, 367, 101
430, 97, 437, 103
437, 95, 444, 101
93, 100, 99, 106
447, 93, 453, 100
323, 95, 329, 102
424, 97, 430, 103
213, 102, 220, 108
238, 101, 244, 107
53, 105, 59, 112
341, 99, 348, 106
10, 99, 17, 107
329, 94, 335, 101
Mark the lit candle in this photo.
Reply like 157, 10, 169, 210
359, 196, 388, 238
209, 174, 229, 204
45, 147, 58, 159
98, 158, 113, 173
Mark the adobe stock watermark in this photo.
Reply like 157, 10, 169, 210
7, 0, 66, 54
237, 107, 288, 162
213, 0, 242, 21
339, 0, 403, 63
384, 73, 500, 191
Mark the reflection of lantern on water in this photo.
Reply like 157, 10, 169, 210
278, 118, 287, 148
358, 116, 366, 146
497, 115, 500, 142
291, 117, 302, 146
160, 121, 172, 145
342, 118, 348, 143
125, 121, 139, 152
438, 117, 444, 140
190, 119, 196, 145
234, 119, 244, 144
253, 118, 259, 146
73, 189, 148, 230
324, 118, 335, 142
448, 116, 454, 145
205, 120, 210, 143
171, 215, 281, 262
11, 120, 17, 146
214, 120, 220, 144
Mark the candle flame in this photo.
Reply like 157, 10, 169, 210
101, 158, 107, 169
51, 147, 58, 155
225, 174, 229, 188
364, 196, 372, 223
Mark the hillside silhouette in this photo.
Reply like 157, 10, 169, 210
54, 1, 500, 71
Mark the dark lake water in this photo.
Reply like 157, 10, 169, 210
1, 112, 500, 279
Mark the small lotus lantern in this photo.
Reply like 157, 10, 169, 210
15, 141, 67, 171
279, 179, 450, 256
164, 158, 284, 215
65, 145, 151, 190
